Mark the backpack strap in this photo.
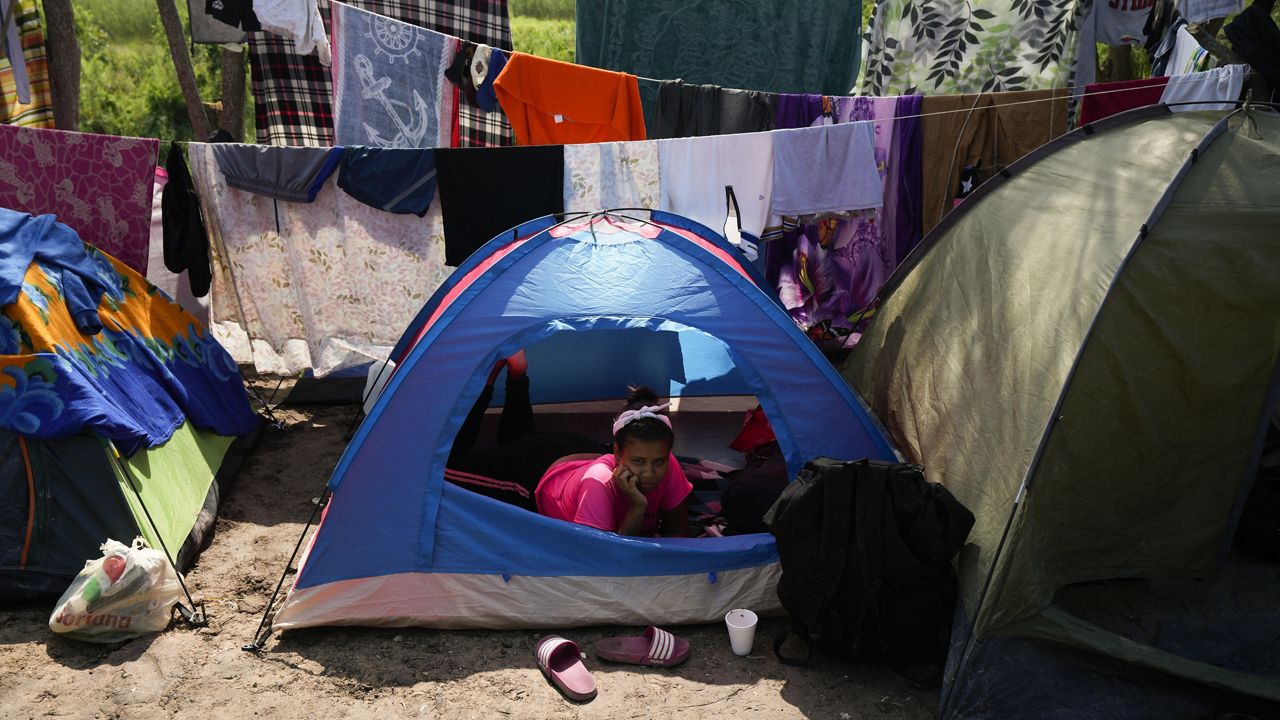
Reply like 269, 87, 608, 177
773, 626, 814, 666
773, 461, 855, 667
806, 462, 855, 640
852, 460, 889, 657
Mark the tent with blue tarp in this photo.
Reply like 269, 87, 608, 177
0, 209, 261, 598
271, 210, 896, 631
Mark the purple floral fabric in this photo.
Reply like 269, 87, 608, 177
0, 124, 157, 274
765, 95, 916, 338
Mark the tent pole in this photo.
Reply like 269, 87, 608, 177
155, 0, 212, 139
108, 443, 208, 627
243, 486, 331, 652
239, 367, 285, 429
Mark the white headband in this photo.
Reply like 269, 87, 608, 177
612, 403, 672, 436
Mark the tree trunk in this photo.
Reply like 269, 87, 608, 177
40, 0, 79, 130
218, 46, 245, 141
155, 0, 211, 139
1100, 45, 1133, 83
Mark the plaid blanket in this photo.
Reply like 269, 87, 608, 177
250, 0, 512, 146
455, 91, 514, 147
0, 0, 53, 128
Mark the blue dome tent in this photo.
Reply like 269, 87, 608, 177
272, 211, 896, 631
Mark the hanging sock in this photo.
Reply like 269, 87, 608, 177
475, 47, 507, 112
161, 143, 214, 298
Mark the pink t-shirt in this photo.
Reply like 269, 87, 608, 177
535, 453, 693, 535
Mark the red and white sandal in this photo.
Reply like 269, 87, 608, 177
594, 626, 691, 668
534, 635, 597, 701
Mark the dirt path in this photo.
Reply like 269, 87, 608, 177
0, 382, 936, 719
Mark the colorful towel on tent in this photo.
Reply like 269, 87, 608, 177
0, 210, 259, 455
249, 0, 512, 146
0, 124, 157, 275
0, 0, 53, 128
859, 0, 1084, 96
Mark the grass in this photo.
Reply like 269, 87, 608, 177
72, 0, 577, 141
509, 0, 575, 21
511, 16, 575, 63
79, 0, 161, 41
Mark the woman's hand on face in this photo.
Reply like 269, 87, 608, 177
612, 464, 649, 508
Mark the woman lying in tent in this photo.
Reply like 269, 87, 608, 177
446, 351, 693, 537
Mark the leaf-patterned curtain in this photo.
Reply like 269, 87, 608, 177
860, 0, 1089, 96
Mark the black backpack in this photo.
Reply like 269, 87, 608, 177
720, 442, 790, 535
763, 457, 975, 680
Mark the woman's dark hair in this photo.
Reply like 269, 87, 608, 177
614, 385, 675, 449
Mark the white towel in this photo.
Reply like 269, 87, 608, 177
658, 132, 774, 239
1161, 64, 1249, 113
771, 121, 883, 217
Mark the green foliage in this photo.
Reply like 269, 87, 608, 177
509, 0, 575, 21
76, 1, 248, 142
76, 3, 235, 141
75, 0, 579, 140
78, 0, 157, 41
511, 16, 575, 62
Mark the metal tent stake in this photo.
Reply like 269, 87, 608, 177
243, 486, 331, 653
108, 443, 207, 628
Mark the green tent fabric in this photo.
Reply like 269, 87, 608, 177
1, 421, 247, 598
111, 423, 236, 562
843, 107, 1280, 705
575, 0, 861, 96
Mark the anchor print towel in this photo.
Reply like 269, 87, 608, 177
331, 1, 453, 149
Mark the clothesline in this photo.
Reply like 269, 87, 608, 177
151, 69, 1259, 149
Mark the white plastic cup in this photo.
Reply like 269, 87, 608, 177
725, 608, 758, 656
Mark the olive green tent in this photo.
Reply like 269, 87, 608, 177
844, 106, 1280, 717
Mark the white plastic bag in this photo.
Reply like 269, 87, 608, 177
49, 537, 183, 643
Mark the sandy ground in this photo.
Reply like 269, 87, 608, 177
0, 379, 937, 719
